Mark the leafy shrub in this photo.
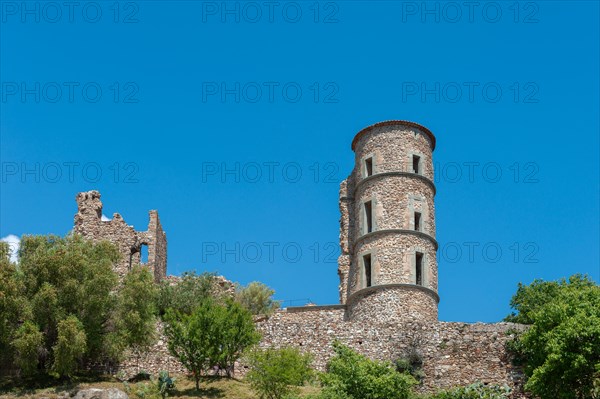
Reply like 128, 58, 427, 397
132, 381, 161, 399
157, 271, 217, 315
246, 346, 314, 399
425, 382, 511, 399
319, 341, 416, 399
157, 371, 176, 399
235, 281, 280, 316
395, 343, 425, 382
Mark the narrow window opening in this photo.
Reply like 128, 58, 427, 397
412, 155, 421, 174
415, 252, 424, 286
140, 244, 148, 264
364, 157, 373, 177
363, 254, 372, 288
414, 212, 422, 232
364, 201, 373, 233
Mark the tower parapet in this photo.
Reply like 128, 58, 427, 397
338, 120, 439, 323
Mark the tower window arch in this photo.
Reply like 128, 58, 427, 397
362, 153, 376, 178
360, 251, 375, 289
364, 201, 373, 233
412, 155, 421, 174
361, 198, 377, 235
363, 253, 372, 288
365, 157, 373, 177
408, 195, 428, 234
412, 250, 427, 287
415, 252, 423, 286
414, 212, 422, 232
409, 151, 425, 175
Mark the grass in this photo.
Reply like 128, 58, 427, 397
0, 374, 321, 399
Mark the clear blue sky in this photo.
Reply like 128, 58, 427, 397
1, 1, 598, 322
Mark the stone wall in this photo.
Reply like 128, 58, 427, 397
74, 191, 167, 282
104, 322, 187, 378
257, 306, 527, 397
114, 304, 527, 397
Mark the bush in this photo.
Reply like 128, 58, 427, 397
246, 346, 314, 399
395, 343, 425, 382
157, 371, 176, 399
131, 381, 161, 399
235, 281, 280, 316
425, 382, 511, 399
319, 341, 416, 399
157, 271, 217, 316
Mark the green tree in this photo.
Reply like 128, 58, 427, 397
235, 281, 280, 317
114, 265, 159, 353
163, 302, 215, 390
11, 321, 43, 376
319, 341, 416, 399
212, 299, 261, 376
246, 346, 314, 399
19, 234, 119, 365
164, 298, 260, 389
52, 315, 87, 377
1, 234, 158, 377
0, 242, 30, 369
157, 271, 217, 315
505, 274, 600, 399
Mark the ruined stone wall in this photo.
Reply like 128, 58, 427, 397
257, 307, 527, 397
145, 211, 167, 282
74, 191, 167, 282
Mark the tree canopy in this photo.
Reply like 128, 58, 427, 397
164, 298, 260, 389
235, 281, 280, 317
505, 274, 600, 399
0, 234, 158, 378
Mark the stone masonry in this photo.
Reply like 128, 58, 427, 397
256, 121, 527, 396
74, 190, 167, 282
74, 121, 527, 396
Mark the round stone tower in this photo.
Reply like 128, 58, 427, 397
338, 120, 439, 324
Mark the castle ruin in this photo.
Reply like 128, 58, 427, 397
256, 121, 526, 395
73, 120, 526, 396
74, 190, 167, 283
